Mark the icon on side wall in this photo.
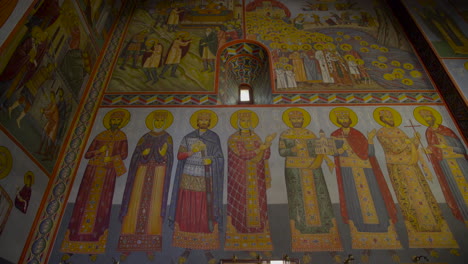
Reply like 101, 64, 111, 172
15, 171, 34, 214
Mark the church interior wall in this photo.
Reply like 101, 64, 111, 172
0, 0, 468, 263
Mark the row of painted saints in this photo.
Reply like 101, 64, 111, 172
60, 106, 468, 263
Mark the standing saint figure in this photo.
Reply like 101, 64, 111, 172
373, 107, 458, 249
61, 109, 129, 261
414, 106, 468, 227
329, 107, 401, 261
117, 110, 174, 260
168, 110, 224, 264
15, 171, 34, 214
278, 108, 342, 256
225, 109, 276, 253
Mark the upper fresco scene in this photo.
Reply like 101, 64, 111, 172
106, 0, 436, 94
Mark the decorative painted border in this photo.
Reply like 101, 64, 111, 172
272, 92, 441, 104
102, 94, 219, 105
20, 4, 133, 264
101, 92, 441, 106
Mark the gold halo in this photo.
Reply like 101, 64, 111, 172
329, 107, 358, 127
326, 42, 336, 50
24, 171, 35, 185
413, 106, 443, 127
314, 43, 324, 50
282, 108, 311, 128
0, 146, 13, 179
384, 73, 394, 80
230, 109, 259, 129
378, 56, 388, 62
410, 70, 422, 78
103, 109, 131, 129
145, 110, 174, 130
190, 109, 218, 129
344, 54, 355, 61
391, 60, 401, 67
403, 63, 414, 70
302, 44, 312, 50
401, 78, 413, 85
373, 107, 402, 127
340, 44, 352, 51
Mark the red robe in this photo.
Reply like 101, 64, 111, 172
227, 131, 270, 233
426, 125, 468, 222
62, 129, 127, 253
332, 127, 397, 224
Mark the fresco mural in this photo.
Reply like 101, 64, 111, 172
75, 0, 124, 49
442, 59, 468, 102
225, 109, 275, 252
278, 108, 343, 258
169, 109, 224, 264
0, 0, 97, 173
2, 1, 467, 264
403, 0, 468, 57
245, 0, 434, 92
61, 109, 130, 259
117, 110, 174, 260
108, 0, 243, 93
45, 104, 468, 264
0, 131, 48, 264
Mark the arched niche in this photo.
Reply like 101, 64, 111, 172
216, 40, 273, 105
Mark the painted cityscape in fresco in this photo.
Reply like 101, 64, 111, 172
1, 1, 468, 264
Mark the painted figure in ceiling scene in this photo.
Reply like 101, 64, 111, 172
414, 106, 468, 227
166, 5, 184, 33
168, 110, 224, 264
61, 109, 129, 261
278, 108, 342, 263
36, 91, 59, 161
374, 107, 458, 251
159, 32, 192, 78
15, 171, 34, 214
142, 38, 164, 84
329, 107, 401, 262
418, 3, 468, 54
119, 29, 149, 70
0, 26, 49, 110
7, 63, 56, 128
225, 110, 276, 254
199, 27, 218, 72
117, 110, 174, 261
55, 88, 72, 157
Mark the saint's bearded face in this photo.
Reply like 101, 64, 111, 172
197, 118, 211, 129
110, 118, 123, 130
290, 117, 304, 128
424, 115, 436, 126
337, 117, 352, 128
